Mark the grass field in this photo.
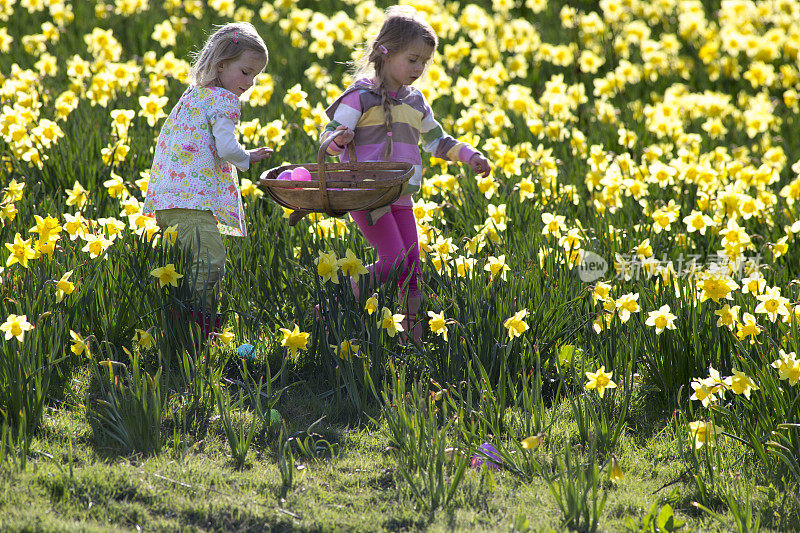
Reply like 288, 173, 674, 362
1, 0, 800, 530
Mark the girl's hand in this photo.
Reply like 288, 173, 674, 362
249, 147, 273, 163
469, 153, 491, 177
333, 125, 354, 148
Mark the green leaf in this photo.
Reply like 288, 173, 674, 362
558, 344, 577, 366
657, 504, 685, 532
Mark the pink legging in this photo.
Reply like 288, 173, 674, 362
349, 204, 420, 300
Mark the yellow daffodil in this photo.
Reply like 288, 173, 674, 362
521, 435, 542, 450
724, 369, 758, 399
690, 379, 719, 407
338, 248, 368, 277
110, 109, 135, 136
216, 326, 235, 346
5, 233, 36, 268
487, 203, 510, 230
65, 180, 88, 209
585, 365, 617, 398
138, 94, 169, 127
240, 178, 263, 200
162, 225, 178, 246
736, 312, 761, 344
81, 233, 113, 259
0, 203, 18, 224
485, 254, 510, 281
714, 304, 739, 331
559, 228, 583, 251
754, 286, 790, 323
645, 304, 677, 334
55, 270, 75, 302
688, 420, 722, 449
741, 272, 766, 295
380, 307, 405, 338
133, 328, 154, 350
1, 314, 33, 342
609, 455, 623, 482
29, 214, 62, 242
69, 330, 90, 356
365, 294, 379, 315
427, 310, 448, 341
103, 172, 127, 199
316, 250, 340, 284
683, 210, 714, 235
698, 273, 739, 303
97, 217, 126, 240
771, 350, 800, 386
634, 238, 653, 259
279, 324, 310, 360
541, 212, 566, 237
62, 212, 88, 240
454, 256, 476, 278
150, 264, 183, 288
690, 365, 724, 405
614, 292, 639, 323
591, 282, 612, 304
3, 179, 25, 203
503, 308, 529, 339
772, 236, 789, 259
336, 340, 359, 361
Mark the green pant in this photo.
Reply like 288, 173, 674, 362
155, 209, 226, 312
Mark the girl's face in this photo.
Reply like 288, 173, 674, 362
217, 50, 267, 97
383, 39, 434, 91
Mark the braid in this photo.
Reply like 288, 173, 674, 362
353, 5, 439, 159
379, 83, 394, 159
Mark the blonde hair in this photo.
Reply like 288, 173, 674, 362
352, 6, 437, 158
189, 22, 268, 88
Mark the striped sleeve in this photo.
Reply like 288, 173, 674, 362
321, 89, 363, 154
419, 101, 478, 164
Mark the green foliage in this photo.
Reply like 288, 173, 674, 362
542, 440, 608, 532
381, 362, 471, 514
626, 502, 686, 533
89, 348, 164, 456
214, 377, 258, 470
276, 422, 295, 498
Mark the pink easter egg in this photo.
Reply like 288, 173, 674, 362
291, 167, 312, 181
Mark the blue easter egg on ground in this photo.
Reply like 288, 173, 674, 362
237, 343, 256, 360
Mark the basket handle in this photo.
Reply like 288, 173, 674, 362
318, 135, 357, 214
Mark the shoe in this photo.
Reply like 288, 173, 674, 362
191, 309, 223, 340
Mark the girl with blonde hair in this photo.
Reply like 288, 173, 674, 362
144, 22, 272, 338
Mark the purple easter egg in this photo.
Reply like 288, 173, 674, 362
277, 169, 292, 180
470, 442, 502, 470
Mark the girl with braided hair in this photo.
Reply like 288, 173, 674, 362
320, 6, 491, 344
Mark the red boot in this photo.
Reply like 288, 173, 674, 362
191, 309, 222, 340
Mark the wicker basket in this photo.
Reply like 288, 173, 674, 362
259, 136, 413, 226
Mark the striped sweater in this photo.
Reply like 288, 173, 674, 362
321, 78, 478, 206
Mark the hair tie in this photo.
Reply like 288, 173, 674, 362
232, 31, 239, 44
387, 132, 392, 137
378, 44, 388, 55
